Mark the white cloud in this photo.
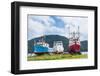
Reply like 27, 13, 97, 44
28, 15, 56, 40
28, 15, 88, 41
28, 17, 46, 40
60, 17, 88, 41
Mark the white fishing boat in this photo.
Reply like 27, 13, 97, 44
53, 41, 64, 53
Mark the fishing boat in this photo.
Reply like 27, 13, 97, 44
53, 41, 64, 54
68, 26, 81, 54
32, 35, 49, 54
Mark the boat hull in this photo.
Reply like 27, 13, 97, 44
69, 44, 80, 53
32, 45, 49, 53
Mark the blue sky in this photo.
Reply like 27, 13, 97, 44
28, 15, 88, 41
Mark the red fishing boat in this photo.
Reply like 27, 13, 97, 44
68, 26, 81, 54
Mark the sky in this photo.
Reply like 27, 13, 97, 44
27, 15, 88, 41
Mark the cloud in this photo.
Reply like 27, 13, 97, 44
28, 17, 46, 40
28, 15, 88, 41
59, 16, 88, 40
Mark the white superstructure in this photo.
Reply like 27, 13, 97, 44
53, 41, 64, 53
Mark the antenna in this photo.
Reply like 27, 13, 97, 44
78, 26, 80, 37
68, 26, 70, 39
68, 26, 72, 39
77, 26, 80, 40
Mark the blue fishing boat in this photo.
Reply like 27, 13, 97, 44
32, 35, 49, 54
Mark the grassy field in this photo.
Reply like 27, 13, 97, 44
27, 54, 88, 61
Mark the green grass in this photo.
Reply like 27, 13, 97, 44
27, 54, 88, 61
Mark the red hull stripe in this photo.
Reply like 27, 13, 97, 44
69, 44, 80, 52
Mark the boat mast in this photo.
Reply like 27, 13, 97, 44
42, 35, 45, 44
68, 26, 70, 39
